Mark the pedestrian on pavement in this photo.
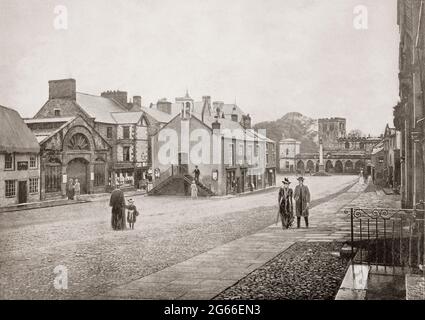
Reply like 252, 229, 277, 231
74, 179, 81, 201
109, 184, 126, 230
126, 198, 139, 230
193, 166, 201, 184
278, 178, 294, 229
294, 176, 311, 228
359, 170, 364, 185
67, 178, 75, 200
191, 180, 198, 199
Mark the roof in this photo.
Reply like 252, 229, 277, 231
24, 117, 74, 124
372, 147, 384, 155
28, 118, 75, 144
141, 106, 174, 123
110, 112, 144, 124
0, 105, 40, 153
76, 92, 127, 123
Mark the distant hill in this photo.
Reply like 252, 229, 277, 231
253, 112, 318, 153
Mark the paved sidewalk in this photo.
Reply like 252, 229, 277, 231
96, 182, 368, 300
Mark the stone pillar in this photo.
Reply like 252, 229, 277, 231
88, 163, 94, 194
40, 159, 46, 201
61, 164, 67, 198
318, 138, 325, 173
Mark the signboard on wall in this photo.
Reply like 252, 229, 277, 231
17, 161, 28, 171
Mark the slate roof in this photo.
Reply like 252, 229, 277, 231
110, 112, 144, 124
0, 105, 40, 153
76, 92, 127, 123
141, 106, 174, 124
25, 117, 75, 144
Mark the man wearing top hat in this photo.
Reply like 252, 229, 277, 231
294, 176, 311, 228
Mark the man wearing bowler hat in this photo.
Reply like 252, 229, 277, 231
294, 176, 311, 228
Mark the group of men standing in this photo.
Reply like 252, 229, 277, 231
278, 176, 311, 229
66, 178, 81, 201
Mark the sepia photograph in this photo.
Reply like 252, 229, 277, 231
0, 0, 424, 308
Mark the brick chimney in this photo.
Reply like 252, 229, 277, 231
133, 96, 142, 109
101, 90, 128, 106
157, 98, 172, 114
49, 79, 76, 100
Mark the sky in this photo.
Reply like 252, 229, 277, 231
0, 0, 399, 135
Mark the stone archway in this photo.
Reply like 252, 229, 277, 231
325, 160, 333, 173
67, 158, 89, 194
355, 160, 364, 173
297, 160, 305, 173
306, 160, 315, 173
345, 160, 354, 173
335, 160, 343, 174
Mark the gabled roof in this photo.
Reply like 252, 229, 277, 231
110, 111, 144, 124
0, 105, 40, 153
141, 106, 174, 123
26, 117, 75, 144
76, 92, 127, 123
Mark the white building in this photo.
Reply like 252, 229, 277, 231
279, 138, 301, 173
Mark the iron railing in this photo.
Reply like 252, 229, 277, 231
345, 207, 425, 271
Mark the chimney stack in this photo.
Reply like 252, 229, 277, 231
157, 98, 172, 114
101, 90, 128, 106
133, 96, 142, 109
49, 79, 76, 100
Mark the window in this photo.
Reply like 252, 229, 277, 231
5, 180, 16, 198
286, 148, 289, 156
123, 146, 131, 162
45, 165, 61, 193
5, 153, 13, 170
29, 178, 39, 193
238, 144, 244, 156
30, 156, 37, 168
107, 127, 113, 139
286, 161, 290, 169
94, 163, 105, 187
123, 126, 130, 139
345, 142, 350, 149
54, 109, 61, 117
17, 161, 28, 170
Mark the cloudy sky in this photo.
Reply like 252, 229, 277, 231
0, 0, 398, 135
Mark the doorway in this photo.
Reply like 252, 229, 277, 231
178, 152, 188, 175
18, 181, 27, 204
67, 158, 89, 194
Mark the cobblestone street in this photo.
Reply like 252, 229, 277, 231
1, 175, 359, 299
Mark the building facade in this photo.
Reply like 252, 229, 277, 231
279, 138, 301, 173
27, 79, 152, 199
150, 94, 276, 196
394, 0, 425, 208
0, 105, 41, 206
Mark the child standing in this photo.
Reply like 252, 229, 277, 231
126, 198, 139, 229
190, 180, 198, 200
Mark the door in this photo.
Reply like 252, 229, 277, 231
67, 158, 89, 194
18, 181, 27, 204
178, 153, 188, 174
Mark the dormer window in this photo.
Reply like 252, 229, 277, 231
54, 109, 61, 117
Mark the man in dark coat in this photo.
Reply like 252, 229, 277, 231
294, 176, 311, 228
109, 185, 126, 230
278, 178, 294, 229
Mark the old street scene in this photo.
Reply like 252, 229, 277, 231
1, 0, 425, 301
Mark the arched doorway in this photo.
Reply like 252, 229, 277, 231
335, 160, 343, 174
306, 160, 315, 173
325, 160, 333, 173
355, 160, 364, 173
67, 158, 89, 194
345, 160, 353, 173
297, 160, 305, 173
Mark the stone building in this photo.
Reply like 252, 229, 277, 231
26, 79, 151, 199
149, 93, 276, 196
279, 138, 301, 173
393, 0, 425, 209
382, 124, 401, 189
293, 117, 380, 175
0, 105, 40, 206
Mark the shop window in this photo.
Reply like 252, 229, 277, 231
5, 180, 16, 197
29, 178, 39, 193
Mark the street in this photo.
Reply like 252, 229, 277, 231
0, 175, 357, 299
